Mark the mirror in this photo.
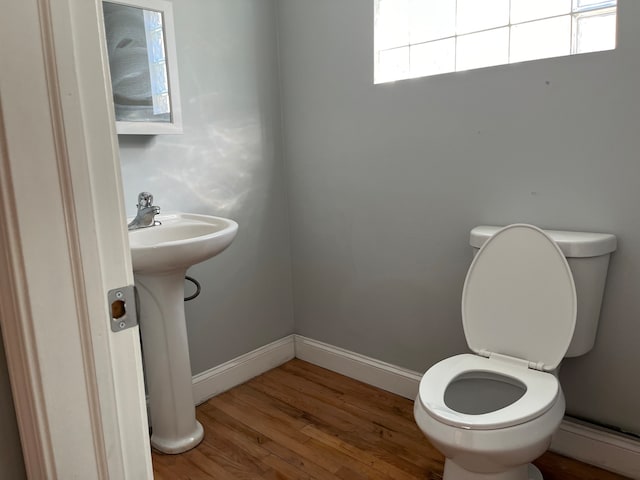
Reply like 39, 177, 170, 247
102, 0, 182, 134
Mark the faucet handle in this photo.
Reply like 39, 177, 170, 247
137, 192, 154, 209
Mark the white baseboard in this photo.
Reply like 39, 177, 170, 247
192, 335, 295, 405
293, 335, 422, 400
191, 334, 640, 478
551, 417, 640, 478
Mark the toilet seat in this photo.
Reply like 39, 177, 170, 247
418, 353, 559, 430
418, 225, 576, 431
462, 224, 577, 371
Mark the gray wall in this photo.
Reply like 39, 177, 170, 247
277, 0, 640, 434
0, 331, 26, 479
118, 0, 294, 373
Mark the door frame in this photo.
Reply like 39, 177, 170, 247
0, 0, 152, 478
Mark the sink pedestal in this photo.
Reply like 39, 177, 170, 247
135, 270, 203, 454
128, 213, 238, 454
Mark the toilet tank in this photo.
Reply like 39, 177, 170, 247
469, 226, 617, 357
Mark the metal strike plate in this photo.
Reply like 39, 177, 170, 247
108, 285, 138, 332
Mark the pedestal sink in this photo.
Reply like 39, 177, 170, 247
128, 213, 238, 454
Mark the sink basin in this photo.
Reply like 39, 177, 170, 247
127, 212, 238, 454
129, 213, 238, 274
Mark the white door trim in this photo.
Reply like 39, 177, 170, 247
0, 128, 54, 480
0, 0, 152, 478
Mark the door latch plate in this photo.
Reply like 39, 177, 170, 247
108, 285, 138, 332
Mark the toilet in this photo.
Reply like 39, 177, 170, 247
413, 224, 617, 480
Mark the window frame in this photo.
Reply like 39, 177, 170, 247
374, 0, 618, 84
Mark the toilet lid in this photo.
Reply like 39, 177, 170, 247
462, 224, 577, 371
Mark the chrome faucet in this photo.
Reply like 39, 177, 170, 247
128, 192, 161, 230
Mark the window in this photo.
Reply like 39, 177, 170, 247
374, 0, 617, 83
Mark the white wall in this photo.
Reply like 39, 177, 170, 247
277, 0, 640, 435
114, 0, 640, 436
118, 0, 294, 373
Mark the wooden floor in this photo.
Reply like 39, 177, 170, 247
152, 359, 629, 480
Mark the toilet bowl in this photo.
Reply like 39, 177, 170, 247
414, 355, 566, 480
414, 224, 579, 480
